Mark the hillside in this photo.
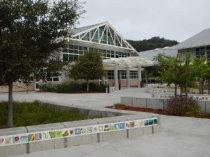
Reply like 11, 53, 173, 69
127, 36, 178, 52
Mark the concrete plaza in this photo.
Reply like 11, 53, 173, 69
0, 88, 210, 157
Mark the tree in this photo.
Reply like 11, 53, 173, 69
69, 51, 105, 92
179, 53, 196, 96
192, 57, 207, 94
0, 0, 84, 127
155, 53, 196, 96
155, 54, 178, 96
204, 61, 210, 94
127, 36, 178, 52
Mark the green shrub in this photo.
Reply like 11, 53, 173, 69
56, 82, 84, 93
167, 96, 201, 116
89, 82, 107, 92
39, 82, 107, 93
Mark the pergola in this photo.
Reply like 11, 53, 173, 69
103, 56, 154, 90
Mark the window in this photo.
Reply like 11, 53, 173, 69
107, 70, 114, 79
73, 49, 78, 54
111, 51, 115, 58
92, 29, 99, 42
130, 71, 138, 79
62, 48, 68, 53
122, 52, 127, 57
69, 55, 74, 61
118, 71, 126, 79
69, 44, 74, 54
73, 45, 78, 49
63, 54, 68, 61
47, 78, 52, 81
106, 50, 110, 58
196, 47, 205, 58
69, 45, 73, 49
74, 55, 78, 60
102, 49, 106, 58
101, 30, 107, 44
82, 32, 90, 41
99, 28, 104, 36
69, 49, 74, 53
117, 52, 123, 58
115, 37, 121, 46
108, 36, 114, 45
207, 46, 210, 60
47, 72, 60, 82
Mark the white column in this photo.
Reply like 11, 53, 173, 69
138, 65, 142, 88
102, 76, 106, 85
126, 67, 130, 88
114, 65, 119, 90
119, 70, 122, 90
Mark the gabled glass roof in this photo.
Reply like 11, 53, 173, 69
69, 22, 136, 51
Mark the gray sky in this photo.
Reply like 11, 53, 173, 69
77, 0, 210, 42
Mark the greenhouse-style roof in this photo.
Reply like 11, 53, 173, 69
69, 21, 137, 52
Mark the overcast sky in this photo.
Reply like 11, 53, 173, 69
76, 0, 210, 42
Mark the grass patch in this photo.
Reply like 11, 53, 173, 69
0, 101, 93, 129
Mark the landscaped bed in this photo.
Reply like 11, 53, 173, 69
0, 101, 94, 129
107, 104, 210, 119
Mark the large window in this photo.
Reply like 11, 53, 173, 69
111, 51, 115, 58
63, 54, 68, 61
106, 50, 111, 58
101, 34, 107, 44
102, 49, 106, 58
63, 54, 78, 62
92, 29, 99, 42
107, 71, 138, 80
118, 71, 126, 79
107, 70, 114, 79
195, 47, 205, 58
81, 32, 90, 41
47, 72, 60, 82
63, 44, 87, 62
207, 46, 210, 60
130, 71, 138, 79
62, 44, 132, 62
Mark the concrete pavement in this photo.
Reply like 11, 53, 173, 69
10, 116, 210, 157
0, 88, 151, 109
1, 88, 210, 157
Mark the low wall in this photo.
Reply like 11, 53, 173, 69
38, 102, 125, 118
0, 83, 35, 93
0, 115, 160, 157
121, 97, 210, 113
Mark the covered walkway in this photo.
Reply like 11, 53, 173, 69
103, 57, 154, 90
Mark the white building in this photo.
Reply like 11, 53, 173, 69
49, 22, 154, 89
139, 28, 210, 61
177, 28, 210, 58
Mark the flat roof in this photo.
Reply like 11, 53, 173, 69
103, 56, 154, 69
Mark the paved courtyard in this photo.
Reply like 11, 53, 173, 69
0, 88, 151, 109
0, 88, 210, 157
